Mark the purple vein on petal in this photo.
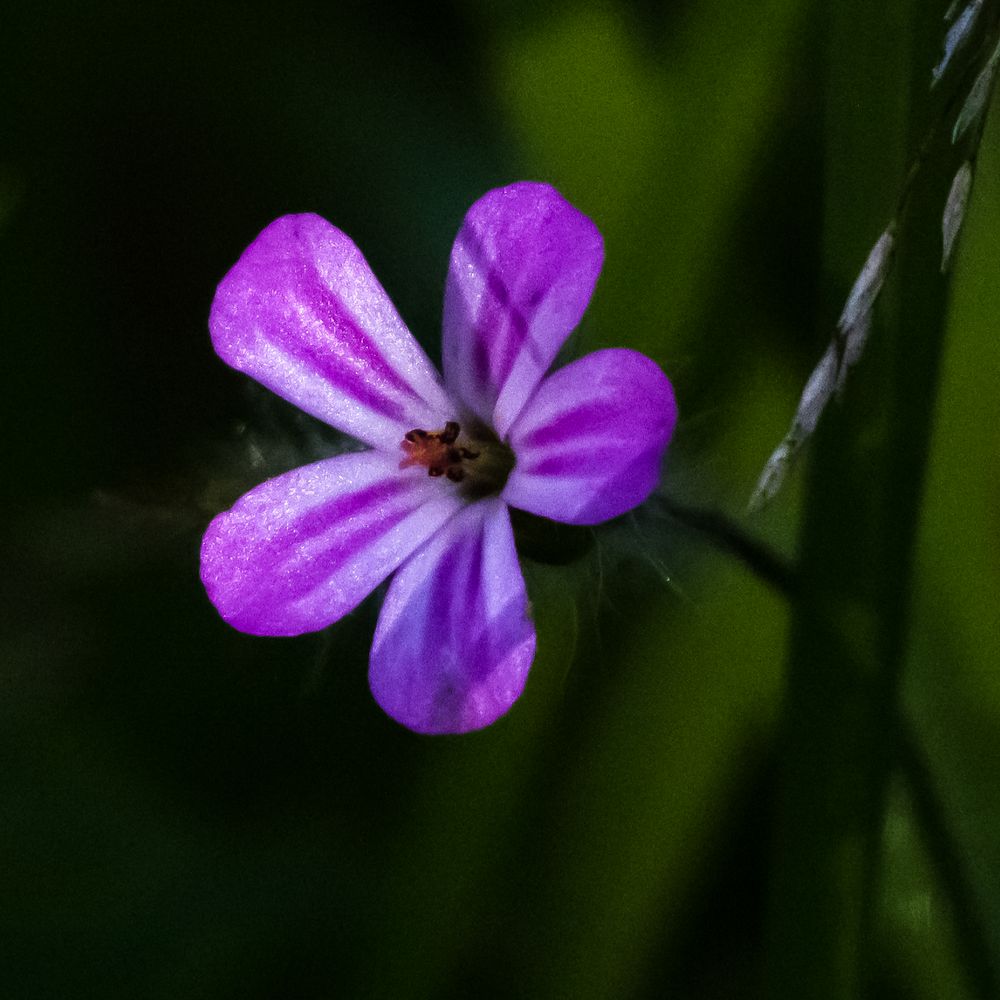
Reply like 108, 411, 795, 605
482, 262, 533, 386
459, 223, 573, 401
519, 447, 624, 478
250, 478, 411, 590
518, 401, 609, 449
504, 349, 676, 526
211, 213, 454, 450
458, 228, 539, 409
201, 452, 464, 636
296, 268, 425, 401
369, 500, 535, 734
269, 307, 410, 427
443, 183, 604, 436
434, 522, 487, 664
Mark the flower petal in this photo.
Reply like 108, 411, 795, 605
201, 451, 464, 636
211, 214, 455, 451
369, 499, 535, 734
443, 183, 604, 438
503, 349, 676, 525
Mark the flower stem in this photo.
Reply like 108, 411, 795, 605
657, 496, 797, 598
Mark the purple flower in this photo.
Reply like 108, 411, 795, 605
201, 182, 677, 734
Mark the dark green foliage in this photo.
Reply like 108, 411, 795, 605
2, 1, 998, 998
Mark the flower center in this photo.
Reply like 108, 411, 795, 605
399, 420, 515, 498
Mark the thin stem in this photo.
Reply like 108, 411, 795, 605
658, 496, 797, 598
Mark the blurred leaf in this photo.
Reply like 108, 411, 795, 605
879, 781, 972, 1000
907, 110, 1000, 976
492, 0, 810, 364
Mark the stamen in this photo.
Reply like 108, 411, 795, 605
399, 419, 515, 497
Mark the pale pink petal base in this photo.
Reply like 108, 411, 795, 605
201, 451, 464, 636
369, 499, 536, 734
503, 348, 677, 525
442, 182, 604, 438
210, 214, 454, 450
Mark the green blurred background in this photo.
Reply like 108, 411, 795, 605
2, 1, 998, 997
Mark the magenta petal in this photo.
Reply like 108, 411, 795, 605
503, 349, 677, 525
442, 183, 604, 438
210, 214, 455, 451
369, 499, 536, 734
200, 451, 464, 636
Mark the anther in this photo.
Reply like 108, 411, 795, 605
399, 419, 514, 496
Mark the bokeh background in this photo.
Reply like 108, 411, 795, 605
2, 1, 998, 998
